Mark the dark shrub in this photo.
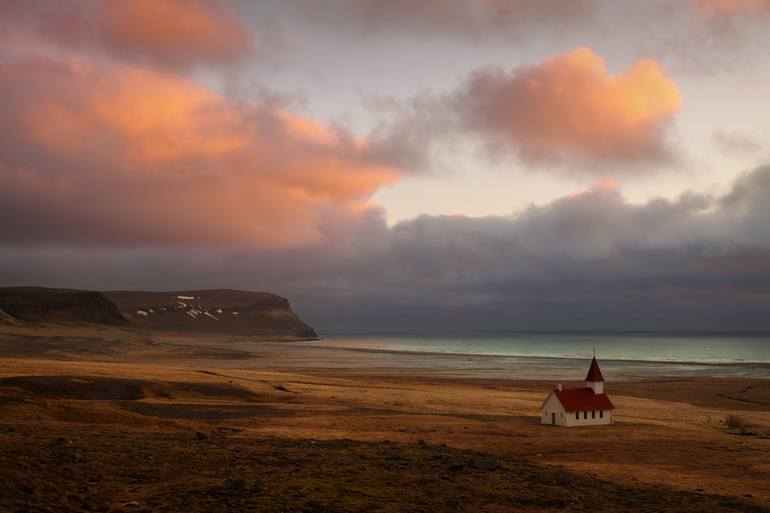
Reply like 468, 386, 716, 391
724, 414, 750, 430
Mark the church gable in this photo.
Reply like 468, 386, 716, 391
540, 357, 614, 427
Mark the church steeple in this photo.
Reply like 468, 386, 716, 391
585, 356, 605, 394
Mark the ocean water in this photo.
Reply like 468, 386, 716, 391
317, 332, 770, 365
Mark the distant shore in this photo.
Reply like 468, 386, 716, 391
2, 323, 770, 379
302, 340, 770, 367
301, 331, 770, 379
284, 341, 770, 380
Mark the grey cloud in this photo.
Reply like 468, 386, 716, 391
712, 130, 762, 157
290, 0, 597, 40
363, 93, 464, 172
2, 165, 770, 332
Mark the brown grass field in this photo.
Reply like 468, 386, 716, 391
1, 324, 769, 512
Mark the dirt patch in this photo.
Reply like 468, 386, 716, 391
0, 335, 132, 359
0, 375, 147, 400
0, 375, 257, 401
119, 401, 292, 420
185, 349, 256, 359
0, 395, 34, 407
169, 382, 257, 399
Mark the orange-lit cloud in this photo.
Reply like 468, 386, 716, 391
0, 0, 252, 69
0, 57, 399, 248
457, 48, 682, 164
696, 0, 770, 14
566, 178, 620, 198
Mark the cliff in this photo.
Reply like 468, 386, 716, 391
0, 287, 129, 326
0, 287, 317, 340
104, 289, 318, 339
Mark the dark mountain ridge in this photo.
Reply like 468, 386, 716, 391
0, 287, 317, 339
0, 287, 128, 326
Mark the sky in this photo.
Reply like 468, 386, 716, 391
1, 0, 769, 331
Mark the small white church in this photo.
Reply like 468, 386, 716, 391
540, 356, 615, 426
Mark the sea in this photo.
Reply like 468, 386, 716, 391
312, 332, 770, 379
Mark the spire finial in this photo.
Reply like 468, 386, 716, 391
593, 345, 596, 358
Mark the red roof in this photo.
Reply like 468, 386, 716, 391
584, 357, 605, 382
553, 387, 614, 412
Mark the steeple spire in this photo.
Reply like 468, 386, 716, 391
585, 356, 605, 383
585, 356, 605, 394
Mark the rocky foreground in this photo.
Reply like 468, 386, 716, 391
2, 428, 768, 513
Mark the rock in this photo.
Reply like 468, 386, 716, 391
250, 480, 262, 495
6, 427, 17, 432
125, 500, 140, 507
55, 437, 73, 446
195, 431, 208, 441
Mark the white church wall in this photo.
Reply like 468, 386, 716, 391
540, 394, 568, 426
587, 381, 604, 394
564, 408, 613, 427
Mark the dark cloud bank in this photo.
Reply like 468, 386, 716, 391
2, 165, 770, 333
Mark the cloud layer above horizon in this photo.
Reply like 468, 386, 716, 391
1, 0, 768, 330
3, 165, 769, 330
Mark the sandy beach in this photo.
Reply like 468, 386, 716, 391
1, 324, 769, 512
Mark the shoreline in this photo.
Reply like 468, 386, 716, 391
297, 341, 770, 369
2, 323, 769, 379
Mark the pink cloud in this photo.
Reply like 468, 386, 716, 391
566, 178, 620, 199
696, 0, 770, 15
456, 48, 682, 164
0, 0, 252, 69
0, 56, 399, 248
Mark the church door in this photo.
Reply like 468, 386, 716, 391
551, 412, 556, 425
